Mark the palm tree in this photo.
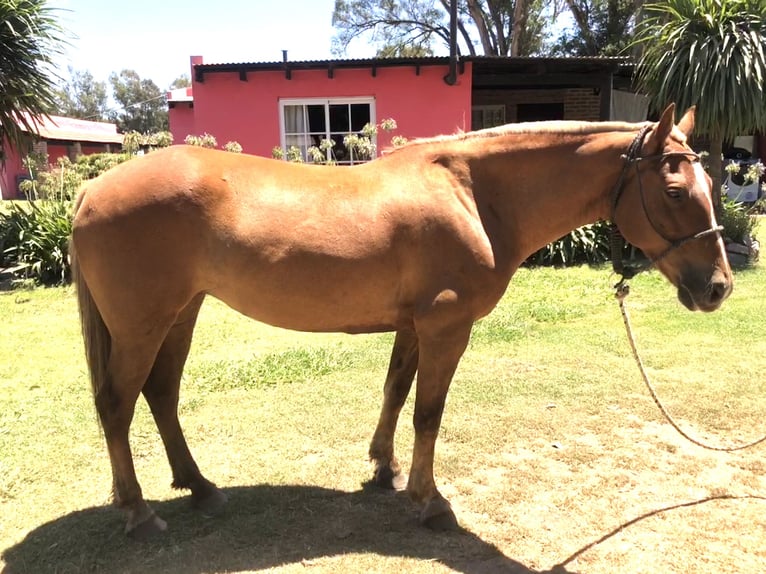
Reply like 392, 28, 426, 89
0, 0, 67, 152
632, 0, 766, 209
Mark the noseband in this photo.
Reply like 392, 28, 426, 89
609, 125, 723, 286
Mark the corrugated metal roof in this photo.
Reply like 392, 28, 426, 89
192, 55, 632, 83
17, 113, 124, 144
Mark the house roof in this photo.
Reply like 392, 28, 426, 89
17, 113, 124, 144
191, 55, 632, 84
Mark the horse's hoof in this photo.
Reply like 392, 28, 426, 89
126, 513, 167, 540
192, 486, 228, 516
420, 496, 458, 531
373, 465, 407, 491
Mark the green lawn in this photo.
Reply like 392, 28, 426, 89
1, 264, 765, 573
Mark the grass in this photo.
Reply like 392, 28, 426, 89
1, 264, 766, 573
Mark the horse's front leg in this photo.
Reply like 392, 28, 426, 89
369, 328, 419, 490
407, 319, 472, 530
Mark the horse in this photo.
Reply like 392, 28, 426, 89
69, 104, 731, 538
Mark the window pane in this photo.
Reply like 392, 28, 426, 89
350, 104, 371, 132
329, 134, 350, 163
307, 105, 326, 132
329, 104, 350, 132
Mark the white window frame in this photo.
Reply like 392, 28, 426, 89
278, 97, 376, 165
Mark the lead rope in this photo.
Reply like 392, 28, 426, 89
615, 284, 766, 452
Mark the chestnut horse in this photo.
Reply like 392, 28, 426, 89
70, 104, 731, 537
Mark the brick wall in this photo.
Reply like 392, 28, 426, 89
472, 88, 601, 127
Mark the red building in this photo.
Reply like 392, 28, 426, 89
1, 114, 123, 200
168, 55, 639, 162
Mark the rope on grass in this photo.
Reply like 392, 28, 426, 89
616, 283, 766, 452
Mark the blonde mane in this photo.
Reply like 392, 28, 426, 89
390, 119, 654, 153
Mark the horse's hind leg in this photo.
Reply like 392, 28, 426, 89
96, 335, 169, 538
369, 328, 418, 490
141, 294, 227, 515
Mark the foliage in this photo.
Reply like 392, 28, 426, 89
223, 141, 243, 153
719, 197, 758, 245
185, 133, 218, 148
0, 0, 68, 152
1, 151, 131, 285
552, 0, 638, 56
123, 130, 174, 154
275, 118, 402, 165
633, 0, 766, 206
109, 69, 168, 133
169, 74, 191, 89
526, 220, 613, 267
331, 0, 548, 57
0, 195, 72, 285
52, 66, 110, 121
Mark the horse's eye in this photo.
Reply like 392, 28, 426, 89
666, 187, 683, 200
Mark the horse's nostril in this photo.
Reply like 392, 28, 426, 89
709, 280, 730, 305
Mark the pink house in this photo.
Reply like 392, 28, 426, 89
1, 114, 123, 200
168, 55, 635, 162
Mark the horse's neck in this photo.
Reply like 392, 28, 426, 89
465, 131, 631, 263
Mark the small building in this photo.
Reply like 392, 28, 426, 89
168, 55, 642, 162
1, 114, 124, 200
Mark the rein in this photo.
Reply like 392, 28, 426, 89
609, 127, 766, 452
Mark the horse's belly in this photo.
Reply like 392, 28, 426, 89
208, 258, 408, 334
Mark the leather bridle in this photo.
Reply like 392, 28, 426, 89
609, 125, 724, 286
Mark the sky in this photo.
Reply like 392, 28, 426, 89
49, 0, 379, 89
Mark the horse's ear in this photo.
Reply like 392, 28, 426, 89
677, 106, 696, 137
646, 103, 676, 154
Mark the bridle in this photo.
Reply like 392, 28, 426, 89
609, 125, 724, 287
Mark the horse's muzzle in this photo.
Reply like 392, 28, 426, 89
677, 269, 732, 312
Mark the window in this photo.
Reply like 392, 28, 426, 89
279, 97, 375, 165
516, 103, 564, 122
472, 105, 506, 130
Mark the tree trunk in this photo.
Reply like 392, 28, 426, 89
709, 132, 724, 215
565, 0, 598, 54
466, 0, 495, 54
511, 0, 527, 56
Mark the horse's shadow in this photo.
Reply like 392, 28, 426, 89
1, 484, 580, 574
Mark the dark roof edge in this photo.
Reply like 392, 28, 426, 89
193, 55, 632, 80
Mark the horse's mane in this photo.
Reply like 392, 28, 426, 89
389, 119, 654, 153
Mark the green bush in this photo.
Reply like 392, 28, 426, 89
719, 196, 757, 244
526, 221, 613, 267
2, 152, 130, 286
0, 198, 72, 285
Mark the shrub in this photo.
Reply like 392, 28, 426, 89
0, 198, 72, 285
526, 221, 613, 267
720, 196, 757, 244
3, 152, 130, 286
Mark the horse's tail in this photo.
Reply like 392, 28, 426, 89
70, 202, 111, 401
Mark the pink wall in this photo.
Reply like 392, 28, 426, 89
172, 60, 472, 157
1, 140, 118, 199
169, 102, 195, 143
47, 143, 69, 165
1, 139, 25, 199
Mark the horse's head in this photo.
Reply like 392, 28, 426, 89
613, 104, 732, 312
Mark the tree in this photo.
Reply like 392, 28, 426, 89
169, 74, 191, 90
552, 0, 639, 55
332, 0, 548, 57
53, 67, 109, 121
633, 0, 766, 209
0, 0, 67, 151
109, 69, 168, 133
